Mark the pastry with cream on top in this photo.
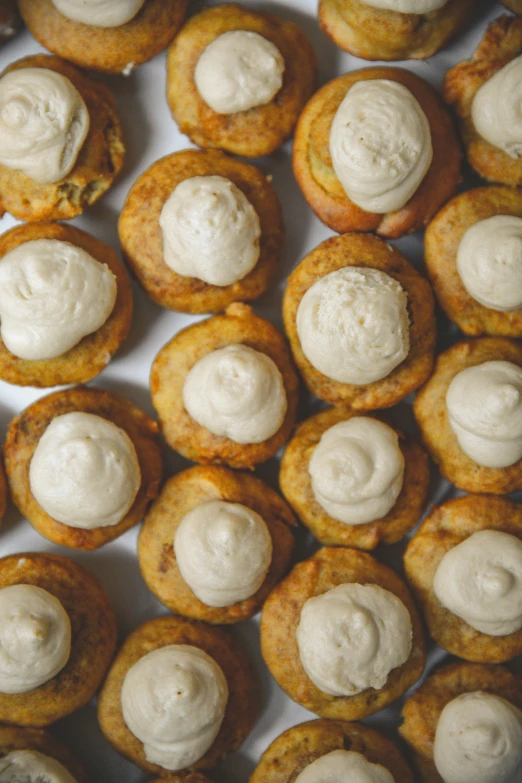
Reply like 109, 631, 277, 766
0, 724, 90, 783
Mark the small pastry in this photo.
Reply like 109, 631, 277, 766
444, 15, 522, 186
318, 0, 473, 61
405, 494, 522, 663
138, 465, 296, 624
0, 552, 116, 727
150, 303, 299, 470
98, 615, 258, 776
4, 386, 163, 550
0, 222, 133, 387
280, 407, 430, 550
399, 662, 522, 783
166, 3, 317, 158
293, 67, 460, 237
0, 724, 90, 782
0, 0, 21, 45
282, 233, 436, 409
413, 337, 522, 493
18, 0, 188, 75
0, 54, 124, 222
260, 547, 425, 720
425, 186, 522, 337
118, 149, 283, 314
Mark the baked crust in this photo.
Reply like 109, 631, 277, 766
0, 222, 133, 387
405, 494, 522, 663
118, 149, 284, 314
399, 662, 522, 783
444, 15, 522, 186
0, 725, 90, 782
18, 0, 188, 74
282, 233, 436, 408
413, 337, 522, 493
279, 407, 430, 550
0, 55, 124, 222
150, 303, 300, 469
425, 186, 522, 336
97, 615, 258, 775
4, 386, 163, 550
138, 465, 296, 624
293, 67, 461, 237
166, 3, 317, 157
260, 547, 426, 720
0, 552, 116, 727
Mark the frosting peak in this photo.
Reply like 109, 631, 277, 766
472, 55, 522, 159
0, 750, 77, 783
52, 0, 145, 28
295, 750, 395, 783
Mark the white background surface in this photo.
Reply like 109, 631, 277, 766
0, 1, 514, 781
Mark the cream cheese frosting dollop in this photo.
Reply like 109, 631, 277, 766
296, 583, 412, 696
433, 529, 522, 636
295, 749, 395, 783
174, 500, 273, 607
183, 344, 287, 444
52, 0, 145, 27
0, 750, 77, 783
159, 175, 261, 286
0, 67, 89, 184
330, 79, 433, 213
121, 644, 228, 771
472, 55, 522, 159
0, 238, 117, 361
446, 360, 522, 468
434, 692, 522, 783
308, 417, 405, 526
194, 30, 285, 115
0, 584, 71, 694
360, 0, 447, 11
457, 215, 522, 311
296, 267, 410, 385
29, 412, 141, 529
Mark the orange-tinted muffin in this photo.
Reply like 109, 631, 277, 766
0, 724, 90, 782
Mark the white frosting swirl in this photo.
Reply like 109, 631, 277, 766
309, 418, 404, 526
0, 585, 71, 695
194, 30, 285, 115
295, 750, 394, 783
52, 0, 145, 27
472, 55, 522, 159
121, 645, 228, 771
457, 215, 522, 312
0, 239, 117, 361
296, 267, 410, 385
330, 80, 433, 214
360, 0, 447, 11
29, 412, 141, 529
183, 344, 287, 444
0, 68, 89, 184
0, 750, 77, 783
446, 361, 522, 468
296, 583, 412, 696
433, 530, 522, 636
434, 692, 522, 783
159, 176, 261, 287
174, 500, 273, 607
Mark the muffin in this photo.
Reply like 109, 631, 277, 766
0, 222, 133, 387
282, 233, 436, 409
399, 662, 522, 783
166, 3, 317, 157
0, 552, 116, 727
0, 724, 90, 782
0, 55, 124, 222
98, 615, 258, 776
4, 386, 163, 550
18, 0, 188, 74
260, 547, 425, 720
425, 186, 522, 337
118, 149, 284, 314
293, 67, 461, 237
413, 337, 522, 494
405, 494, 522, 663
138, 465, 296, 624
444, 15, 522, 186
280, 407, 430, 550
150, 303, 299, 470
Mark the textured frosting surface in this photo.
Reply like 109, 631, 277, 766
361, 0, 446, 10
0, 750, 77, 783
52, 0, 145, 27
0, 68, 89, 184
294, 749, 395, 783
121, 645, 228, 771
472, 55, 522, 159
0, 584, 71, 694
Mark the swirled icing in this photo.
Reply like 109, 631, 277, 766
52, 0, 145, 27
0, 750, 77, 783
472, 55, 522, 159
361, 0, 447, 10
294, 750, 395, 783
